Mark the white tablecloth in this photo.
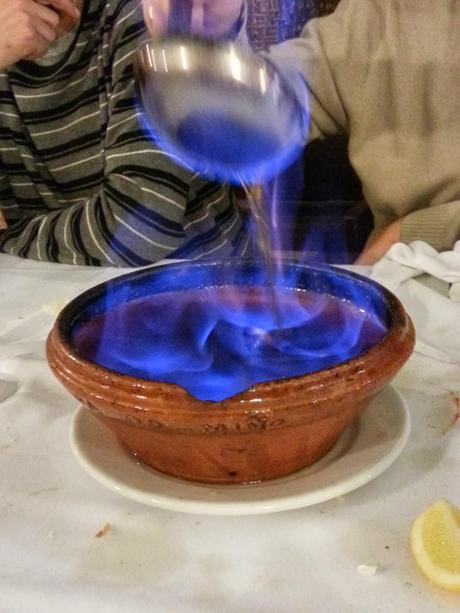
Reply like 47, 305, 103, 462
0, 253, 459, 613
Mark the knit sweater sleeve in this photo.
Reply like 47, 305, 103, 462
400, 201, 460, 251
0, 3, 196, 267
0, 159, 17, 231
0, 172, 7, 225
0, 169, 7, 229
262, 0, 388, 141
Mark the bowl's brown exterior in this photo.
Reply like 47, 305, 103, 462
47, 277, 415, 484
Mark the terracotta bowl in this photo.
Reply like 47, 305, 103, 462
47, 260, 415, 484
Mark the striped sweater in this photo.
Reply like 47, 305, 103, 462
0, 0, 249, 266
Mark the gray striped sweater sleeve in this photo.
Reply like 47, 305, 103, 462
0, 169, 8, 229
0, 0, 247, 266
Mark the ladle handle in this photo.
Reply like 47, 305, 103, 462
168, 0, 193, 35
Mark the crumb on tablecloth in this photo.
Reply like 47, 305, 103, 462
95, 523, 112, 538
357, 564, 380, 576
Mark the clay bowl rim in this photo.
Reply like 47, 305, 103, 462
47, 259, 414, 414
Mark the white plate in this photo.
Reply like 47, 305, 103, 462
70, 386, 410, 516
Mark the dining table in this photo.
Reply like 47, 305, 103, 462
0, 252, 459, 613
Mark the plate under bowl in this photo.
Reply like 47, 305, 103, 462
70, 385, 410, 516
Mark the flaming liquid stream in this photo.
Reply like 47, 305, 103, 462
238, 178, 282, 330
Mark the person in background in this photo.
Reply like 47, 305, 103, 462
148, 0, 460, 265
0, 0, 248, 266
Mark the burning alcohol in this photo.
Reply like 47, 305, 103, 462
71, 269, 388, 402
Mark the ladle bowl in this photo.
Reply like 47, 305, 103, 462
135, 36, 308, 184
47, 261, 415, 485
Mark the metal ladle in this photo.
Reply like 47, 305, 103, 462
135, 0, 308, 185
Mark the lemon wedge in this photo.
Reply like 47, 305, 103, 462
410, 499, 460, 592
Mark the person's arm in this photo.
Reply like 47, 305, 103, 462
0, 172, 7, 228
355, 219, 401, 265
0, 162, 17, 229
0, 4, 231, 266
262, 0, 387, 141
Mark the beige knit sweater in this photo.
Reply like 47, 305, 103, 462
267, 0, 460, 250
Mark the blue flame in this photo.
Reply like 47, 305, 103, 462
70, 262, 388, 402
139, 103, 306, 186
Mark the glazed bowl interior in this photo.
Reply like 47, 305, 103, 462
61, 260, 391, 374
